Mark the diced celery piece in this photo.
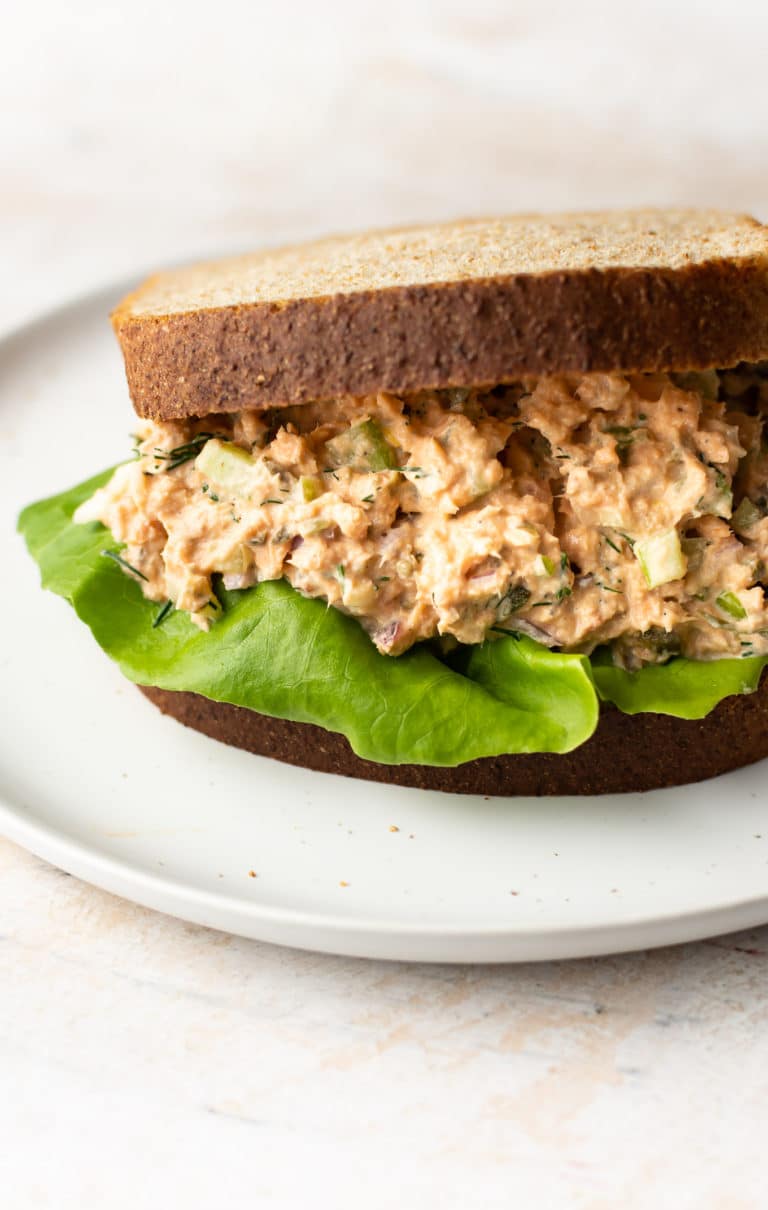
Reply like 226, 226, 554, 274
716, 591, 748, 620
325, 420, 398, 472
697, 469, 733, 519
468, 472, 497, 501
713, 488, 733, 520
195, 439, 258, 498
534, 554, 555, 576
732, 497, 762, 531
635, 530, 687, 589
301, 476, 323, 502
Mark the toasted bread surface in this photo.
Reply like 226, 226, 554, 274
139, 678, 768, 797
114, 209, 768, 419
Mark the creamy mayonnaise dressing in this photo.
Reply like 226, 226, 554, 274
74, 367, 768, 666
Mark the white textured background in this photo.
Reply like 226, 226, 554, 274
3, 2, 768, 1206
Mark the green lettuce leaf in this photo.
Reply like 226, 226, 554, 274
18, 471, 598, 766
592, 650, 768, 719
448, 636, 598, 752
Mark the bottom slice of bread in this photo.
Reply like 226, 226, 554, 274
139, 680, 768, 795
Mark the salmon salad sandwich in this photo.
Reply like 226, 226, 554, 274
18, 208, 768, 794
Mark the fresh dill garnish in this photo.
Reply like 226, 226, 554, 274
362, 494, 375, 503
322, 468, 340, 480
152, 600, 173, 628
556, 585, 572, 601
560, 552, 569, 571
101, 549, 148, 581
337, 564, 345, 579
153, 431, 227, 471
603, 534, 621, 553
597, 581, 624, 594
208, 492, 220, 503
261, 498, 284, 505
378, 576, 391, 582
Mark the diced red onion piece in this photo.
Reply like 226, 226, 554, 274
376, 620, 402, 650
505, 619, 557, 646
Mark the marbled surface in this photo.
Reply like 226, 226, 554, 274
3, 841, 768, 1208
3, 2, 768, 1205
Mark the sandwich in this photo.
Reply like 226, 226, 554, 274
18, 208, 768, 795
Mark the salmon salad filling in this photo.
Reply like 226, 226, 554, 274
74, 365, 768, 668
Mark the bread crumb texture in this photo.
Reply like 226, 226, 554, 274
116, 210, 768, 319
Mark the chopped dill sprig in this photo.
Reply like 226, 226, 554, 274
153, 431, 227, 471
101, 549, 148, 581
152, 600, 173, 629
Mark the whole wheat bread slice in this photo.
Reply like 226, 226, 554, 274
114, 209, 768, 420
139, 678, 768, 796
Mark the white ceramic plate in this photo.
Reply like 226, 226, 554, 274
2, 286, 768, 962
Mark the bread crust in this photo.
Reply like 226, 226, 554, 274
113, 208, 768, 420
138, 679, 768, 796
116, 262, 768, 420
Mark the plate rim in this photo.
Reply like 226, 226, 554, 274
2, 789, 768, 961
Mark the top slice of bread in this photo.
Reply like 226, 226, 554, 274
113, 208, 768, 419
